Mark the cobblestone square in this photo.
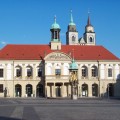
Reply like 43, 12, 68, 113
0, 98, 119, 120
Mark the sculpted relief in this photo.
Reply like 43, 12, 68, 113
45, 52, 71, 61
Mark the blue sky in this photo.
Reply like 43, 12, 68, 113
0, 0, 120, 58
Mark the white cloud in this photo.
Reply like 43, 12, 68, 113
0, 41, 7, 45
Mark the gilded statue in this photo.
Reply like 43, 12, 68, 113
70, 71, 77, 82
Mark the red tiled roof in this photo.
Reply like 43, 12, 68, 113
0, 44, 119, 60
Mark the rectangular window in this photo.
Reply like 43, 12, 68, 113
0, 69, 3, 77
55, 69, 61, 75
16, 69, 21, 77
0, 84, 3, 93
27, 69, 32, 77
108, 68, 112, 77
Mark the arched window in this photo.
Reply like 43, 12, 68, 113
55, 31, 58, 39
15, 66, 22, 77
26, 66, 32, 77
38, 68, 42, 77
89, 37, 93, 42
82, 83, 88, 97
37, 65, 42, 77
91, 66, 98, 77
15, 84, 22, 97
81, 66, 88, 77
36, 83, 44, 97
92, 84, 98, 97
26, 84, 33, 97
72, 36, 75, 42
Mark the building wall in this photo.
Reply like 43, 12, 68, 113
0, 58, 120, 98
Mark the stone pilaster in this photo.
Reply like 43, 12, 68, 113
33, 64, 36, 80
88, 84, 92, 97
88, 64, 91, 80
32, 84, 36, 97
52, 83, 55, 97
22, 85, 25, 97
22, 64, 25, 80
61, 83, 65, 97
104, 64, 107, 80
113, 64, 115, 80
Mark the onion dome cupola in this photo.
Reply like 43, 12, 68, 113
84, 14, 96, 46
51, 16, 60, 29
66, 10, 78, 45
69, 59, 78, 70
50, 16, 61, 50
50, 16, 61, 42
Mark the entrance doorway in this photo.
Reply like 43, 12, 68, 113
82, 84, 88, 97
108, 83, 114, 97
26, 84, 32, 97
55, 83, 62, 97
36, 83, 43, 97
92, 84, 98, 97
56, 86, 61, 97
15, 84, 22, 97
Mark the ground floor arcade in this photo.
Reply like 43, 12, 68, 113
14, 83, 44, 97
45, 82, 115, 98
0, 80, 118, 98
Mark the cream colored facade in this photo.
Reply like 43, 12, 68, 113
0, 52, 120, 98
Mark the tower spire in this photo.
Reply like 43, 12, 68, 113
54, 15, 56, 24
69, 10, 75, 26
87, 10, 91, 26
70, 10, 73, 23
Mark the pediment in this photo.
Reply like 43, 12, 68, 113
44, 52, 71, 61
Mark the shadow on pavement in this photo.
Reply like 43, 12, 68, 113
0, 116, 21, 120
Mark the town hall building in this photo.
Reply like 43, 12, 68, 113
0, 12, 120, 98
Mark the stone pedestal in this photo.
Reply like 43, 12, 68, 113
72, 95, 78, 100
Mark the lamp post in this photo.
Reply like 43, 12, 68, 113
69, 59, 78, 100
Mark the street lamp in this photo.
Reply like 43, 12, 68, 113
69, 59, 78, 100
